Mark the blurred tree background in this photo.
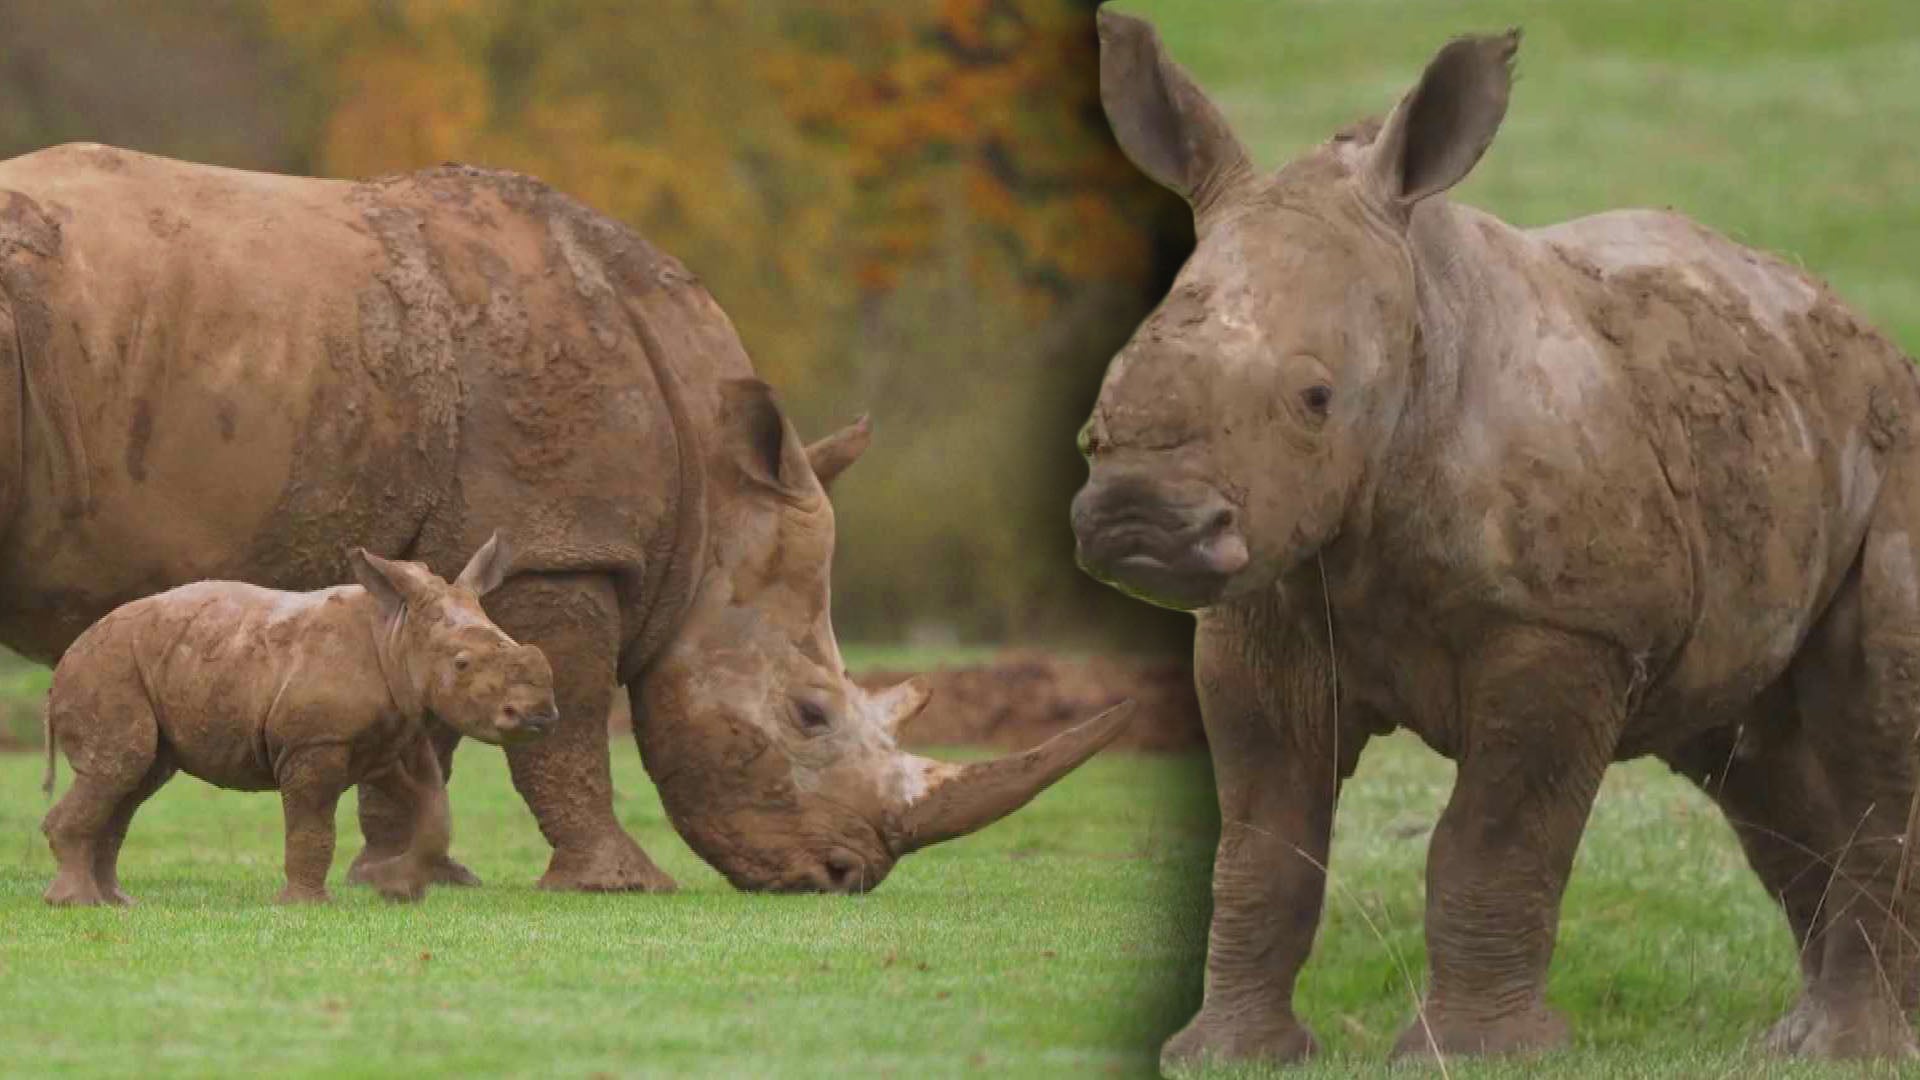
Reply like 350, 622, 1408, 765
0, 0, 1192, 651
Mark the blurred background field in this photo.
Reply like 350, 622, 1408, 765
0, 0, 1191, 652
0, 0, 1912, 655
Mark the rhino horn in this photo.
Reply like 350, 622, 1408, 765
894, 701, 1136, 854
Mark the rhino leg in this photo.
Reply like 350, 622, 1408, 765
275, 746, 351, 904
1662, 704, 1840, 996
1763, 499, 1920, 1060
489, 573, 676, 893
350, 734, 455, 903
349, 720, 476, 887
91, 751, 179, 906
43, 698, 160, 908
1393, 626, 1620, 1061
1162, 598, 1358, 1070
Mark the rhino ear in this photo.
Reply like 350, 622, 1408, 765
720, 378, 813, 500
806, 415, 871, 493
1368, 29, 1520, 207
1097, 8, 1253, 213
348, 547, 411, 621
454, 531, 515, 597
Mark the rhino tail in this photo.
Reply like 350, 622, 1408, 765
40, 698, 55, 798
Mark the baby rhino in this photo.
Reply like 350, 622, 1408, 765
41, 533, 557, 906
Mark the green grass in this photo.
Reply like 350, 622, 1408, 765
1117, 0, 1920, 354
0, 741, 1217, 1078
2, 724, 1897, 1078
1186, 734, 1866, 1079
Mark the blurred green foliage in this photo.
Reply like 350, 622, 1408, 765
0, 0, 1191, 650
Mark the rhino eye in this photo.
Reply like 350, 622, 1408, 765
794, 700, 831, 735
1302, 384, 1333, 417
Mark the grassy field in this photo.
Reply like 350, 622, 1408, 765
0, 737, 1218, 1078
0, 722, 1890, 1079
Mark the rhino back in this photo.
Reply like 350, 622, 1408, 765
1407, 208, 1917, 742
1545, 211, 1915, 722
356, 165, 739, 602
54, 581, 393, 789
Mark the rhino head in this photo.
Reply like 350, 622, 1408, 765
1072, 10, 1519, 610
636, 376, 1132, 892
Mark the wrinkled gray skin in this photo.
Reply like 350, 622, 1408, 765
42, 534, 556, 906
1075, 11, 1920, 1066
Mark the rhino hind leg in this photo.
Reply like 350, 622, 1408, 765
90, 751, 179, 906
1393, 626, 1620, 1061
349, 720, 477, 888
1661, 706, 1844, 1047
1763, 495, 1920, 1060
42, 700, 161, 908
489, 573, 676, 893
43, 774, 127, 907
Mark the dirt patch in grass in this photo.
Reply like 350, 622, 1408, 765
608, 652, 1204, 753
864, 652, 1204, 752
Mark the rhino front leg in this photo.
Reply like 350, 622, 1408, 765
1394, 626, 1619, 1060
349, 721, 476, 887
276, 747, 351, 904
1163, 599, 1357, 1071
489, 573, 676, 893
351, 734, 454, 903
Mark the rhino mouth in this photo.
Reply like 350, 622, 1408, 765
1101, 542, 1246, 610
1071, 476, 1249, 610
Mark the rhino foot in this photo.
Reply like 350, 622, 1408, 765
44, 870, 109, 907
1764, 992, 1917, 1060
1391, 1002, 1569, 1061
537, 836, 677, 893
1159, 1010, 1317, 1073
355, 856, 431, 903
348, 849, 481, 888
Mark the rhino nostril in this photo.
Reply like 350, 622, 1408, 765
823, 852, 864, 891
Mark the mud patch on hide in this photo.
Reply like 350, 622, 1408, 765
0, 188, 90, 519
0, 191, 62, 258
352, 197, 463, 460
125, 400, 152, 483
1567, 235, 1915, 697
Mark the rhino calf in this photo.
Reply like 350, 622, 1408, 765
41, 534, 556, 906
1081, 10, 1920, 1067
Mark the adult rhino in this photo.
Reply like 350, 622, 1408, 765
0, 142, 1128, 895
1074, 11, 1920, 1066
